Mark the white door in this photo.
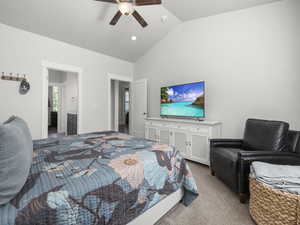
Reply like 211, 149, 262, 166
131, 79, 148, 138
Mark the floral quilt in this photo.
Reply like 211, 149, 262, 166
0, 131, 198, 225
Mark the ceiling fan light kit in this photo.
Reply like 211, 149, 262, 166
118, 2, 134, 15
94, 0, 162, 28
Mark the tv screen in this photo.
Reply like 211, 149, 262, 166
160, 81, 205, 118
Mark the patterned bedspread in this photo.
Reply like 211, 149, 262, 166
0, 132, 198, 225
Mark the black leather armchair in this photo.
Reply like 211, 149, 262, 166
210, 119, 300, 203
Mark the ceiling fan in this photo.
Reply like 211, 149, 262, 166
94, 0, 162, 28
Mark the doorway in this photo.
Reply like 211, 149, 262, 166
42, 61, 82, 139
118, 82, 130, 134
108, 74, 133, 134
48, 69, 79, 137
47, 69, 79, 138
110, 80, 131, 134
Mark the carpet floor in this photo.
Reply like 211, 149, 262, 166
156, 161, 255, 225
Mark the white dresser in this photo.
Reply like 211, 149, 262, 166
145, 117, 222, 166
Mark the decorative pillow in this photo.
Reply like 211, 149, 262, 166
0, 116, 33, 205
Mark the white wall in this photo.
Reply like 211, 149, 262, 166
134, 0, 300, 138
0, 23, 133, 139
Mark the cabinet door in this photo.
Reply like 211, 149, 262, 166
173, 130, 189, 157
147, 127, 158, 141
189, 133, 210, 165
158, 129, 170, 145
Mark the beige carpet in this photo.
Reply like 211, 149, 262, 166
156, 161, 255, 225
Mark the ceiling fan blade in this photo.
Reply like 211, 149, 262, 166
94, 0, 117, 3
135, 0, 161, 6
110, 10, 122, 25
132, 10, 148, 28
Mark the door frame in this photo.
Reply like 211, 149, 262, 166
107, 73, 133, 132
42, 61, 82, 139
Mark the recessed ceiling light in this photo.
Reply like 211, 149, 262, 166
131, 36, 137, 41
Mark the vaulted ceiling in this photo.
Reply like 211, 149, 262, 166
0, 0, 280, 62
164, 0, 280, 21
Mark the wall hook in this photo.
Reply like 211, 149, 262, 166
1, 72, 30, 82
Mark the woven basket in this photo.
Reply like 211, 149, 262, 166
249, 178, 300, 225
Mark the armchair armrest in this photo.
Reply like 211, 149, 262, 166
238, 151, 299, 158
210, 139, 243, 148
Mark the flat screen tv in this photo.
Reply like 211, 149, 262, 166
160, 81, 205, 118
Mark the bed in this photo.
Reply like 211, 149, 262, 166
0, 131, 198, 225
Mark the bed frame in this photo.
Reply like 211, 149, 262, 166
128, 188, 184, 225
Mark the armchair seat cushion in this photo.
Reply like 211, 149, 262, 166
212, 148, 243, 192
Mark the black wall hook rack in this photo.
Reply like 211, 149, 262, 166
1, 72, 28, 82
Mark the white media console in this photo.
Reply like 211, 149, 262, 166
145, 117, 222, 166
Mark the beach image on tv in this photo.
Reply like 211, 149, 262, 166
161, 82, 205, 117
